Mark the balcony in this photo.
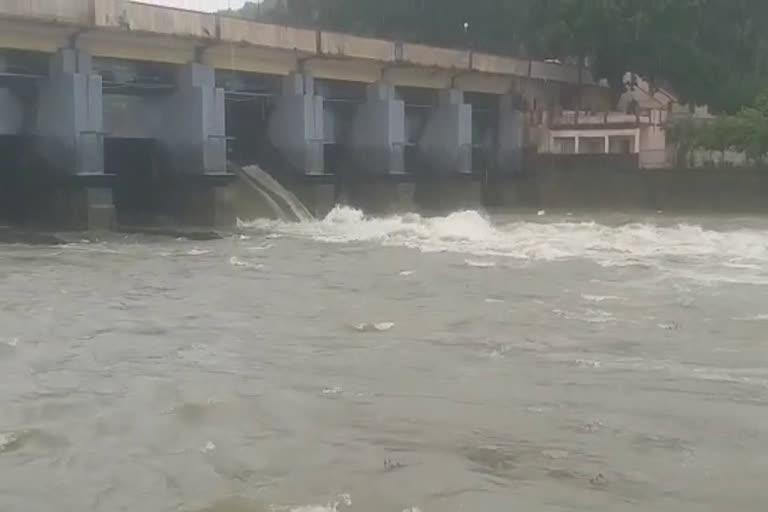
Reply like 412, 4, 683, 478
551, 110, 653, 128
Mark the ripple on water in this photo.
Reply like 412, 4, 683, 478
0, 429, 68, 454
167, 402, 217, 425
193, 497, 266, 512
352, 322, 395, 332
290, 494, 351, 512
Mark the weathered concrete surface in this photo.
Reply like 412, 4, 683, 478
488, 155, 768, 213
472, 53, 529, 76
339, 181, 416, 215
0, 0, 91, 24
400, 44, 470, 69
649, 169, 768, 212
218, 17, 316, 53
80, 31, 198, 64
1, 1, 594, 87
349, 82, 405, 175
320, 32, 394, 62
415, 176, 483, 213
121, 2, 217, 39
306, 59, 383, 84
35, 48, 104, 176
496, 94, 524, 174
157, 63, 227, 175
0, 89, 24, 135
269, 73, 325, 175
32, 185, 115, 230
169, 181, 234, 227
291, 182, 337, 218
419, 89, 472, 175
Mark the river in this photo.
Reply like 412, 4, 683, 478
1, 207, 767, 511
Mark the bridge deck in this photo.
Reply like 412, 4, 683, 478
0, 0, 594, 92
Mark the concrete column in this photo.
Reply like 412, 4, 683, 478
349, 82, 405, 175
36, 48, 103, 175
419, 89, 472, 174
136, 62, 232, 227
0, 89, 23, 135
574, 136, 580, 154
604, 135, 610, 154
496, 93, 524, 174
269, 72, 325, 175
34, 48, 113, 229
157, 62, 226, 175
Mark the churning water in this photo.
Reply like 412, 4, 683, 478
2, 208, 768, 511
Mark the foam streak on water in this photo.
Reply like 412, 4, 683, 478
241, 206, 768, 281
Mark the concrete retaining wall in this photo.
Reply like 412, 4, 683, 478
489, 155, 768, 213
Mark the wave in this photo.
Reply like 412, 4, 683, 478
240, 206, 768, 275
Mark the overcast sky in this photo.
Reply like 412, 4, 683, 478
134, 0, 250, 12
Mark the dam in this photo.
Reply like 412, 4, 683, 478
0, 0, 600, 229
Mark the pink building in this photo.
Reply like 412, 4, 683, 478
537, 73, 708, 168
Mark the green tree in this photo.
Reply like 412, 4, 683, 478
232, 0, 768, 114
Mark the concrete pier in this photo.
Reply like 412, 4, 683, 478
415, 175, 483, 213
158, 62, 227, 176
339, 179, 416, 215
419, 89, 473, 175
349, 82, 405, 175
496, 93, 525, 174
269, 73, 325, 175
0, 89, 23, 135
34, 48, 114, 229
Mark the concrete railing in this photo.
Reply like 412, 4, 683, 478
399, 43, 470, 69
218, 16, 316, 53
552, 111, 650, 127
0, 0, 92, 25
122, 1, 217, 39
320, 32, 395, 62
471, 52, 529, 76
1, 0, 595, 86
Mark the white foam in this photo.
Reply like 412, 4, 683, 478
202, 441, 216, 452
229, 256, 263, 269
734, 314, 768, 321
581, 294, 622, 303
354, 322, 395, 332
0, 432, 17, 452
291, 494, 351, 512
575, 359, 602, 369
240, 206, 768, 281
247, 243, 274, 252
554, 308, 615, 324
399, 270, 414, 276
186, 248, 210, 256
464, 259, 496, 268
